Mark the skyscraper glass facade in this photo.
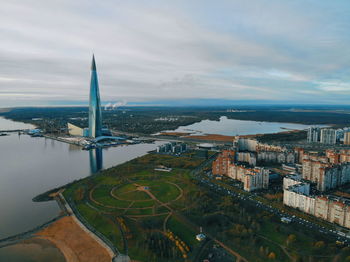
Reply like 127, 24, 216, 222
88, 55, 102, 138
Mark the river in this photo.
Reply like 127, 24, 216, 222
171, 116, 321, 136
0, 117, 162, 261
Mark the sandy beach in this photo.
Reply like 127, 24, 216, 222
35, 216, 112, 262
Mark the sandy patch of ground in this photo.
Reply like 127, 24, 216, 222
159, 132, 191, 136
35, 216, 112, 262
184, 134, 236, 142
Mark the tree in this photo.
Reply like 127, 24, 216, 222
314, 241, 325, 249
220, 195, 233, 211
268, 252, 276, 260
259, 246, 265, 255
286, 234, 297, 246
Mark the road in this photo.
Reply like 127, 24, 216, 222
193, 170, 350, 245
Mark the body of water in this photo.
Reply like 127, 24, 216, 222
0, 117, 162, 261
172, 116, 320, 136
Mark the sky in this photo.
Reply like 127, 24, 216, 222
1, 0, 350, 107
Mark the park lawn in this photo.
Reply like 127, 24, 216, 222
76, 203, 124, 251
167, 216, 198, 247
118, 190, 152, 201
168, 198, 189, 210
92, 187, 131, 208
96, 176, 121, 185
151, 182, 181, 203
259, 221, 287, 244
86, 199, 122, 213
257, 220, 327, 260
125, 207, 154, 216
155, 205, 170, 214
114, 183, 137, 194
124, 217, 167, 261
131, 200, 156, 208
260, 220, 316, 252
132, 170, 154, 176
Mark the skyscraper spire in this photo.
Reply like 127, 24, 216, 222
88, 55, 102, 138
91, 54, 96, 71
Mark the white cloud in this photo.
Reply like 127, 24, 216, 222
0, 0, 349, 106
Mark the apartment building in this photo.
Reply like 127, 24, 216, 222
307, 127, 321, 143
283, 178, 350, 229
212, 150, 235, 176
212, 151, 269, 192
320, 129, 337, 144
302, 158, 350, 191
227, 163, 269, 192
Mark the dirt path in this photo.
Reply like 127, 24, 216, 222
163, 212, 173, 231
213, 239, 248, 262
123, 201, 135, 214
258, 234, 293, 261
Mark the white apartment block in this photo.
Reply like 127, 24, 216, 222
236, 152, 257, 166
257, 151, 295, 164
320, 129, 337, 144
283, 174, 302, 189
227, 164, 269, 192
283, 178, 350, 229
302, 159, 350, 191
307, 127, 321, 143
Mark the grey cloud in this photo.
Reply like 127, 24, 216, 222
0, 0, 350, 106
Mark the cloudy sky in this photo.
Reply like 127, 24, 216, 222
1, 0, 350, 106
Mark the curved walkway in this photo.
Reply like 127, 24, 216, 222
89, 180, 185, 218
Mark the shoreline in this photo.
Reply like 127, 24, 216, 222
1, 190, 116, 262
33, 191, 115, 262
158, 129, 306, 142
35, 216, 113, 262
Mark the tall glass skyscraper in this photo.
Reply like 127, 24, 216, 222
88, 55, 103, 138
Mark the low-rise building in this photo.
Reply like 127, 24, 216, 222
156, 142, 187, 154
67, 123, 89, 137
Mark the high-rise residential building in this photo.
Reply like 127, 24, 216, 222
88, 55, 103, 138
302, 158, 350, 191
283, 179, 350, 229
212, 150, 236, 175
307, 127, 321, 143
320, 129, 336, 144
227, 163, 269, 191
344, 132, 350, 145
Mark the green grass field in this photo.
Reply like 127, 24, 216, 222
62, 153, 206, 261
61, 152, 348, 262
